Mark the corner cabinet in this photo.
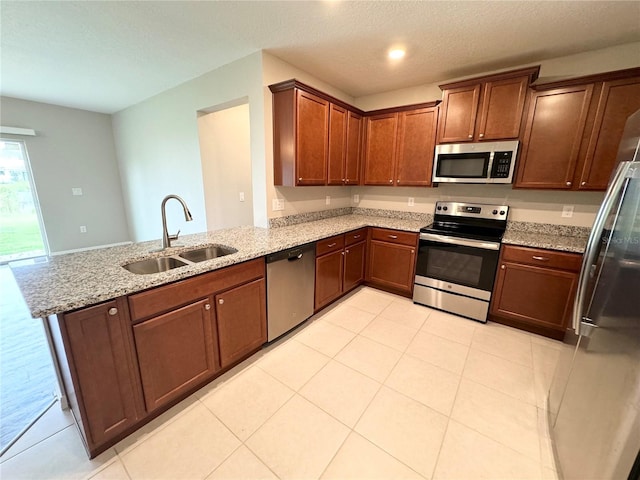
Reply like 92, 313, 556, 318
489, 245, 582, 339
270, 80, 364, 186
366, 228, 418, 296
515, 67, 640, 190
437, 66, 539, 143
363, 104, 439, 186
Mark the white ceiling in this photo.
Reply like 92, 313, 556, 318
1, 1, 639, 114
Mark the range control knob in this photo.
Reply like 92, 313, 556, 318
437, 206, 442, 211
492, 209, 498, 215
499, 210, 505, 215
443, 206, 448, 211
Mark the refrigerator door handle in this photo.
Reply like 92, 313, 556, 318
573, 161, 633, 335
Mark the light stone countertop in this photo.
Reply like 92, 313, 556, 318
10, 212, 590, 319
10, 214, 426, 318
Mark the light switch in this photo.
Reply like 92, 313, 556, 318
353, 194, 359, 203
408, 197, 415, 207
239, 192, 245, 202
72, 188, 83, 196
325, 196, 331, 205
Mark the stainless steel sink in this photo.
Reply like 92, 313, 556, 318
122, 256, 189, 274
178, 245, 237, 263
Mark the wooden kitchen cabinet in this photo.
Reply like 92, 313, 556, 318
133, 299, 219, 412
437, 67, 539, 143
315, 229, 367, 310
271, 80, 364, 186
58, 298, 143, 455
366, 228, 418, 296
489, 245, 582, 339
215, 278, 267, 369
363, 104, 439, 186
516, 68, 640, 190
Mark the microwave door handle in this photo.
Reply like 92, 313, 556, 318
420, 233, 500, 250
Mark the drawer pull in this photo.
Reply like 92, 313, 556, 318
328, 243, 337, 248
108, 307, 118, 316
205, 304, 211, 310
353, 235, 361, 239
532, 256, 550, 261
388, 235, 398, 239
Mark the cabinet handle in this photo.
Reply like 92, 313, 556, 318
328, 242, 337, 248
108, 307, 118, 316
205, 303, 211, 310
353, 235, 361, 239
468, 134, 473, 139
532, 256, 550, 262
388, 235, 398, 239
501, 265, 505, 270
581, 181, 586, 186
566, 181, 572, 186
479, 133, 484, 138
218, 299, 224, 305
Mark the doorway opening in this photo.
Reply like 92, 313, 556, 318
0, 139, 48, 263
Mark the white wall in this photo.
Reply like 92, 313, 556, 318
0, 96, 130, 252
197, 103, 253, 229
112, 52, 267, 242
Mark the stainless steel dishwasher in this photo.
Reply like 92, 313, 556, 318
266, 242, 316, 341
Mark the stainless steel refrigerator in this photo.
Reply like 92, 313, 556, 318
548, 110, 640, 479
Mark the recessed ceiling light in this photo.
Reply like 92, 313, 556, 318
388, 48, 406, 60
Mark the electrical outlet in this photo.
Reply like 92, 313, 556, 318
272, 198, 285, 211
408, 197, 415, 207
353, 194, 359, 203
562, 205, 574, 218
325, 195, 331, 205
72, 187, 83, 196
239, 192, 245, 202
79, 226, 87, 233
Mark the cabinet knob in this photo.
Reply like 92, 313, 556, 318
342, 178, 345, 182
479, 133, 484, 138
566, 181, 572, 186
468, 134, 473, 139
108, 307, 118, 316
396, 179, 399, 183
342, 251, 345, 255
389, 179, 393, 184
501, 265, 505, 270
298, 177, 302, 181
581, 181, 586, 186
411, 249, 415, 254
345, 249, 349, 254
218, 299, 224, 305
205, 303, 211, 310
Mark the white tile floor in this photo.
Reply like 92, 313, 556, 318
0, 286, 564, 480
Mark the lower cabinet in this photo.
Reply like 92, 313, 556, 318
59, 298, 143, 454
315, 228, 366, 311
133, 299, 219, 412
489, 245, 582, 339
366, 228, 418, 296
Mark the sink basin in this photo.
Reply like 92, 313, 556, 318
123, 256, 188, 274
178, 245, 237, 263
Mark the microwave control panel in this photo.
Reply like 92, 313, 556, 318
490, 152, 513, 178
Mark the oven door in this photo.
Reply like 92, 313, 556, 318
413, 233, 501, 322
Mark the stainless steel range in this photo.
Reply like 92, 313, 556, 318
413, 201, 509, 323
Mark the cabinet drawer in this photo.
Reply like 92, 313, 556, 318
501, 245, 582, 271
128, 258, 265, 322
345, 228, 367, 246
316, 235, 345, 257
370, 228, 417, 247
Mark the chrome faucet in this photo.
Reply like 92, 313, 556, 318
160, 194, 193, 249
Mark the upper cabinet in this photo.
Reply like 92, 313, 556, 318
363, 104, 439, 186
437, 67, 540, 143
270, 80, 363, 186
515, 68, 640, 190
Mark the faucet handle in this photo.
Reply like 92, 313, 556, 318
169, 229, 180, 241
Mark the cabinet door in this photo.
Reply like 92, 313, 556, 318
366, 240, 416, 295
134, 299, 218, 412
477, 76, 528, 141
491, 262, 578, 331
327, 104, 348, 185
395, 107, 438, 186
578, 77, 640, 190
437, 84, 481, 143
63, 300, 141, 448
215, 278, 267, 369
343, 240, 366, 293
363, 113, 398, 185
344, 111, 363, 185
296, 90, 329, 185
315, 250, 344, 310
515, 85, 594, 189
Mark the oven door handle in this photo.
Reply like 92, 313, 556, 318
419, 233, 500, 250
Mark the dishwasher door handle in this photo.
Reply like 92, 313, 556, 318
287, 252, 304, 261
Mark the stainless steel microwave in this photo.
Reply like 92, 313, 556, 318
432, 140, 519, 184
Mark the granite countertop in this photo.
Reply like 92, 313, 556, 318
10, 214, 427, 318
10, 211, 590, 319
